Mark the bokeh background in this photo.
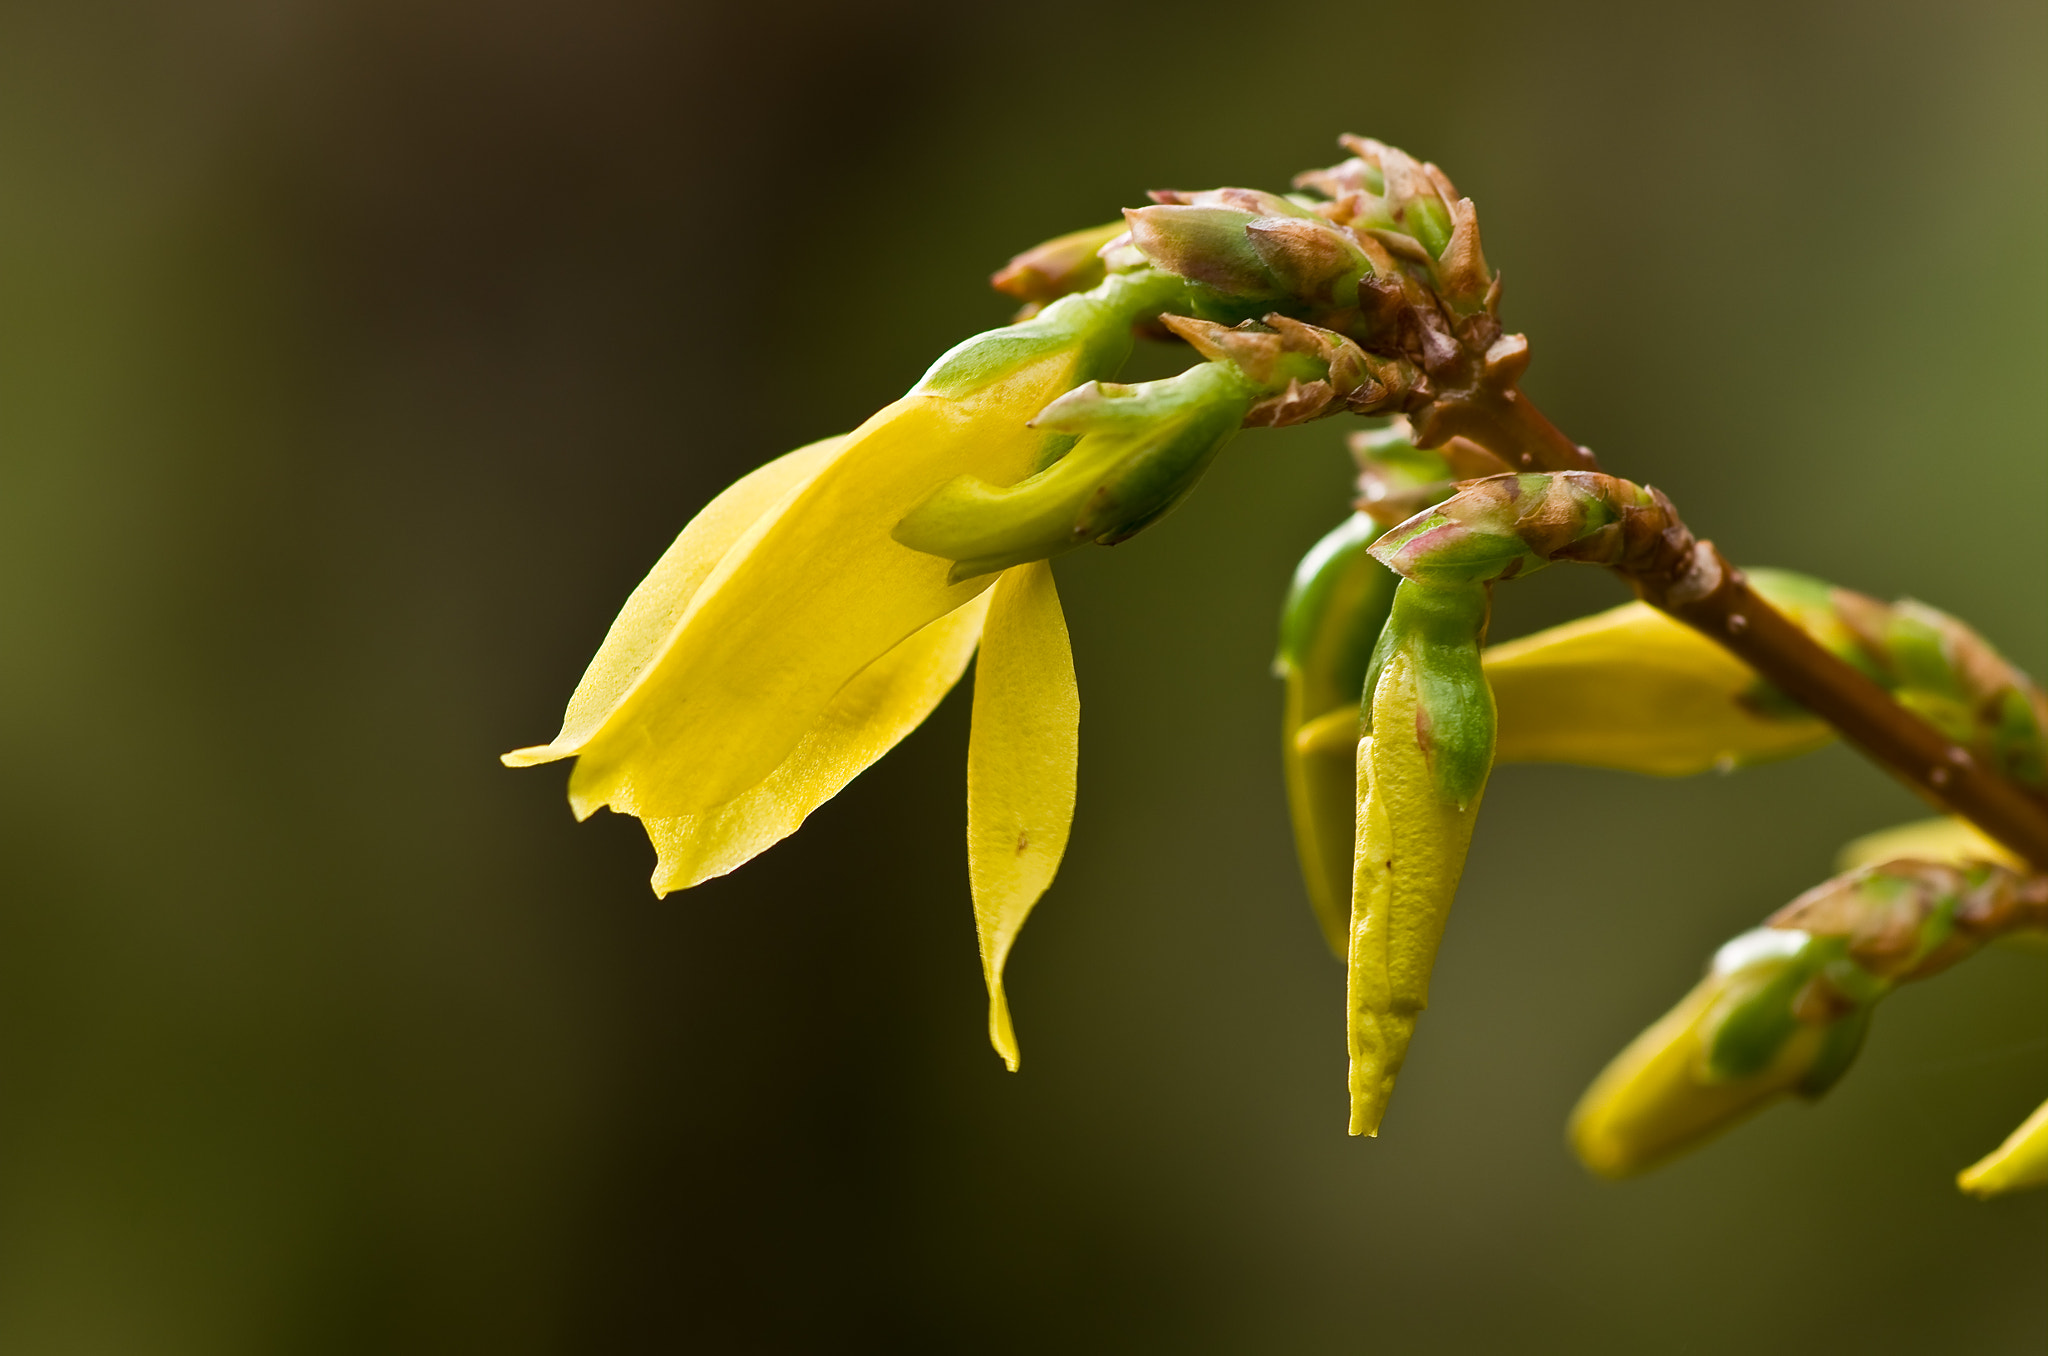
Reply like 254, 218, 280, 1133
1, 0, 2043, 1350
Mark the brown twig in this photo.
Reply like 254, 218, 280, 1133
1430, 385, 2048, 872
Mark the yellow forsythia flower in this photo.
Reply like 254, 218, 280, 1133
503, 287, 1161, 1064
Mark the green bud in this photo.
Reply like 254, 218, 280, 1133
1349, 423, 1515, 526
1121, 204, 1282, 300
1369, 472, 1663, 586
1243, 216, 1374, 307
989, 221, 1127, 305
893, 360, 1258, 581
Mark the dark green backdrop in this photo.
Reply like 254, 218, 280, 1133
1, 0, 2042, 1350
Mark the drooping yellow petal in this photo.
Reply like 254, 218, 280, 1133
1484, 601, 1833, 776
1835, 816, 2022, 872
1285, 699, 1362, 957
643, 591, 993, 895
502, 435, 849, 772
1348, 652, 1486, 1135
966, 560, 1078, 1071
568, 350, 1084, 822
1957, 1097, 2048, 1198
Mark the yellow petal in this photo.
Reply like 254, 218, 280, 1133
1834, 816, 2022, 872
1957, 1097, 2048, 1198
569, 350, 1083, 821
501, 434, 848, 770
643, 591, 993, 894
1348, 651, 1486, 1135
966, 560, 1079, 1071
1484, 601, 1833, 776
1283, 696, 1360, 958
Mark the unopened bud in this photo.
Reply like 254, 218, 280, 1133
1572, 856, 2046, 1179
1350, 425, 1512, 525
990, 221, 1127, 304
1122, 204, 1281, 299
1569, 927, 1868, 1179
1370, 472, 1675, 587
1433, 197, 1493, 311
1244, 217, 1373, 306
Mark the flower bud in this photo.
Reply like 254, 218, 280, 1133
1121, 204, 1282, 299
1569, 928, 1867, 1179
1243, 216, 1373, 307
1571, 858, 2045, 1179
1349, 423, 1512, 525
1370, 472, 1672, 586
989, 221, 1128, 304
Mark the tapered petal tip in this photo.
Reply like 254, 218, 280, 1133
1954, 1098, 2048, 1199
987, 987, 1022, 1071
1347, 1009, 1415, 1137
500, 743, 566, 768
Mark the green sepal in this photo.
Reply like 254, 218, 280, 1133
916, 269, 1189, 399
894, 360, 1258, 581
1363, 579, 1494, 809
1704, 945, 1815, 1081
1795, 1005, 1872, 1098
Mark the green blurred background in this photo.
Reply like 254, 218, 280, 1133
1, 0, 2042, 1350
